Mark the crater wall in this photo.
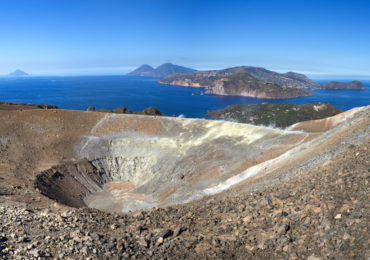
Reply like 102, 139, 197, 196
37, 114, 313, 212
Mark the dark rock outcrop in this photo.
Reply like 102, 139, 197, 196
92, 106, 163, 116
113, 107, 127, 113
38, 104, 59, 110
320, 80, 366, 90
127, 63, 196, 77
142, 106, 162, 116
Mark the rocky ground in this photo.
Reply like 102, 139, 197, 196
0, 105, 368, 259
0, 139, 368, 259
0, 102, 58, 111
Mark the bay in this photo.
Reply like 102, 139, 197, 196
0, 75, 369, 118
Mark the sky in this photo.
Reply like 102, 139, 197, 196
0, 0, 369, 77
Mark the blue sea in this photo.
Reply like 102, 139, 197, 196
0, 75, 369, 118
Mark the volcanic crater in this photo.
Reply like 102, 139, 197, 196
0, 105, 369, 259
34, 112, 314, 213
22, 106, 366, 216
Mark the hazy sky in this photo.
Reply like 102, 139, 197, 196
0, 0, 369, 76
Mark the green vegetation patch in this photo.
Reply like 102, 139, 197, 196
207, 103, 343, 128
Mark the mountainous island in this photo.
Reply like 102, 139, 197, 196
319, 80, 366, 90
8, 69, 29, 76
207, 102, 343, 128
127, 63, 196, 77
158, 66, 316, 99
159, 66, 319, 88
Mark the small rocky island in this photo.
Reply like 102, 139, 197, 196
320, 80, 366, 90
207, 102, 343, 127
8, 69, 29, 76
127, 63, 196, 77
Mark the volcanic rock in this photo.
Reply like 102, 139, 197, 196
0, 104, 368, 259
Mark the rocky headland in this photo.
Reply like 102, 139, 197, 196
207, 102, 343, 128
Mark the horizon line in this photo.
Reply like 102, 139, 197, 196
2, 66, 370, 79
1, 73, 370, 81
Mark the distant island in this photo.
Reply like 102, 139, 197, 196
159, 66, 320, 88
8, 69, 29, 76
158, 66, 316, 99
319, 80, 366, 90
127, 63, 196, 77
207, 102, 343, 128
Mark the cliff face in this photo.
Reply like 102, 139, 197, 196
127, 63, 196, 77
159, 66, 319, 89
207, 102, 343, 128
204, 73, 312, 99
159, 74, 214, 88
320, 80, 366, 90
